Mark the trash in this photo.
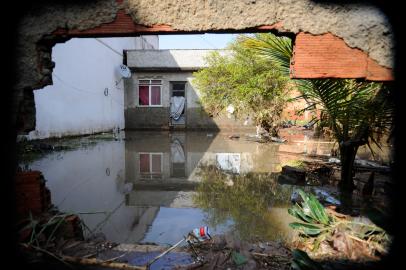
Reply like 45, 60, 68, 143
190, 226, 211, 242
328, 158, 390, 172
354, 159, 389, 170
328, 157, 340, 164
229, 134, 240, 139
270, 136, 287, 143
226, 104, 235, 114
313, 188, 341, 206
231, 251, 248, 266
146, 226, 211, 268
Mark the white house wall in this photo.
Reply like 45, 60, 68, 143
29, 36, 158, 139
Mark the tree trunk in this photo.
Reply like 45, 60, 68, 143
338, 143, 358, 192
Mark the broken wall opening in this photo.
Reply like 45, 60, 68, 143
13, 0, 394, 134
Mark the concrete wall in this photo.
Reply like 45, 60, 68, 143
125, 71, 255, 130
29, 36, 158, 139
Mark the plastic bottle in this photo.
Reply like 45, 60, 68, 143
190, 226, 211, 242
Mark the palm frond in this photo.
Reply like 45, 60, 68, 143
242, 33, 292, 76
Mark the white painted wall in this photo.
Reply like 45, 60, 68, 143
29, 36, 158, 139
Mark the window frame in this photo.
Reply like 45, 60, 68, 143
138, 79, 162, 107
138, 152, 164, 179
170, 81, 187, 97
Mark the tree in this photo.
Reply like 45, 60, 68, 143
243, 33, 394, 191
193, 36, 291, 137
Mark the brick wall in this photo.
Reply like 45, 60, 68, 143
15, 171, 51, 218
291, 32, 393, 81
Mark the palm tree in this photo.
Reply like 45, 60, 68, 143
242, 33, 394, 191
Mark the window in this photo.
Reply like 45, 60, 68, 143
139, 153, 163, 179
138, 80, 162, 106
171, 82, 186, 97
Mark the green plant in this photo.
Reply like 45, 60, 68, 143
193, 35, 291, 136
287, 189, 390, 258
242, 33, 394, 191
288, 190, 332, 236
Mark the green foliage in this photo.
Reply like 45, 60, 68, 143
289, 223, 322, 236
242, 33, 394, 189
298, 80, 393, 152
193, 35, 291, 136
242, 33, 394, 150
242, 33, 292, 77
287, 189, 390, 257
288, 190, 332, 237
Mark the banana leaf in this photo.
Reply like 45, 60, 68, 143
288, 205, 314, 223
297, 189, 330, 225
289, 222, 322, 236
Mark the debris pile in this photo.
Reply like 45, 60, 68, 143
288, 190, 390, 261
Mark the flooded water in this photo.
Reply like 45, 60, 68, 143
23, 131, 346, 245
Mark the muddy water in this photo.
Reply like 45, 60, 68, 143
25, 131, 337, 245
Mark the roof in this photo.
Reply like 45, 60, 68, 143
125, 49, 230, 71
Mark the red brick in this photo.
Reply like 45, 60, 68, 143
292, 32, 393, 81
15, 171, 51, 218
366, 57, 394, 81
52, 10, 175, 37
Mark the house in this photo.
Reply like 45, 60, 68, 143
124, 49, 312, 131
28, 36, 159, 140
124, 49, 257, 131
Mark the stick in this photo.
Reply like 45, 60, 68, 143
146, 237, 186, 268
103, 252, 127, 263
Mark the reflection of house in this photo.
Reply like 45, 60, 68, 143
124, 50, 255, 130
125, 132, 206, 205
124, 132, 283, 207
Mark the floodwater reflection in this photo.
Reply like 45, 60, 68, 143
193, 165, 296, 242
25, 131, 334, 245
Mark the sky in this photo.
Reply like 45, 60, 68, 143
158, 33, 240, 49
